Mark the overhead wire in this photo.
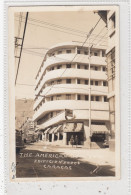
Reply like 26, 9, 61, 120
15, 15, 103, 36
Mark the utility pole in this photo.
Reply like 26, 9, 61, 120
15, 12, 29, 85
88, 38, 91, 149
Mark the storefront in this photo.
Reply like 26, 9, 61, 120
90, 124, 109, 148
63, 122, 84, 145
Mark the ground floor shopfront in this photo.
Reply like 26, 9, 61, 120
38, 120, 110, 149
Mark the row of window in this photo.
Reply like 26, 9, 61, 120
35, 79, 108, 100
35, 95, 108, 111
49, 48, 106, 57
48, 79, 108, 86
36, 47, 106, 80
49, 63, 107, 71
36, 63, 107, 90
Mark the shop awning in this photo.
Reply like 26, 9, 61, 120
48, 126, 57, 134
37, 124, 45, 130
63, 123, 83, 132
91, 125, 109, 134
75, 123, 83, 132
44, 127, 51, 134
63, 123, 74, 132
54, 125, 62, 134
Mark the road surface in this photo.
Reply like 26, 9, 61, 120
16, 143, 115, 178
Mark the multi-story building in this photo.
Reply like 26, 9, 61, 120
20, 117, 36, 140
98, 10, 116, 151
33, 42, 110, 148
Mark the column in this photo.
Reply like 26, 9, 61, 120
45, 133, 48, 141
75, 46, 77, 54
52, 133, 55, 142
100, 50, 102, 57
42, 132, 44, 140
83, 121, 91, 148
63, 132, 67, 145
58, 132, 60, 140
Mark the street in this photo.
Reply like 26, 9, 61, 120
16, 142, 115, 178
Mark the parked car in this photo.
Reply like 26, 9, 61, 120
16, 130, 25, 153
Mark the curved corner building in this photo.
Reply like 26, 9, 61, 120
33, 42, 110, 148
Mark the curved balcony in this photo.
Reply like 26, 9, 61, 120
35, 68, 107, 95
34, 84, 108, 110
36, 109, 109, 130
33, 100, 109, 122
35, 53, 106, 85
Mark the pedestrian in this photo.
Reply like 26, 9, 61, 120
75, 135, 79, 148
70, 135, 74, 147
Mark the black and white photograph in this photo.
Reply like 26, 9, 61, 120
9, 6, 120, 180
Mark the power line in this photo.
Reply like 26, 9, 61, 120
15, 12, 29, 85
15, 19, 86, 38
16, 83, 35, 86
15, 15, 103, 36
15, 15, 107, 40
15, 18, 108, 41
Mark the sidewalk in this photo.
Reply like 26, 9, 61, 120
26, 141, 115, 167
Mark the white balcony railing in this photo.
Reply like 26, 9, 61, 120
33, 100, 109, 122
34, 84, 108, 110
35, 68, 107, 96
35, 54, 106, 86
34, 108, 109, 130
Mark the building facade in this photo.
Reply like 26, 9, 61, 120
33, 42, 110, 148
20, 117, 36, 141
98, 10, 116, 151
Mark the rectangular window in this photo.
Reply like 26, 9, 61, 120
91, 121, 105, 125
84, 51, 88, 55
77, 94, 81, 100
85, 80, 88, 85
56, 95, 61, 100
85, 95, 88, 101
66, 94, 71, 100
51, 81, 54, 85
51, 96, 53, 101
57, 65, 62, 69
95, 66, 98, 71
66, 79, 71, 84
77, 79, 81, 84
91, 96, 94, 101
66, 50, 71, 53
85, 65, 88, 69
102, 50, 105, 57
95, 81, 98, 86
91, 80, 93, 85
77, 64, 80, 69
58, 51, 62, 54
90, 65, 94, 70
103, 81, 107, 86
66, 64, 71, 68
50, 112, 53, 118
77, 50, 80, 54
51, 67, 54, 71
94, 52, 98, 56
57, 80, 62, 84
104, 96, 108, 102
103, 66, 106, 71
96, 96, 99, 101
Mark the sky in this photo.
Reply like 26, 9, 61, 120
14, 8, 107, 99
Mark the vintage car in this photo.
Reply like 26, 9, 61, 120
16, 130, 25, 153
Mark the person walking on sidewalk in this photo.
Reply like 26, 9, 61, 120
75, 135, 79, 148
70, 135, 74, 147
